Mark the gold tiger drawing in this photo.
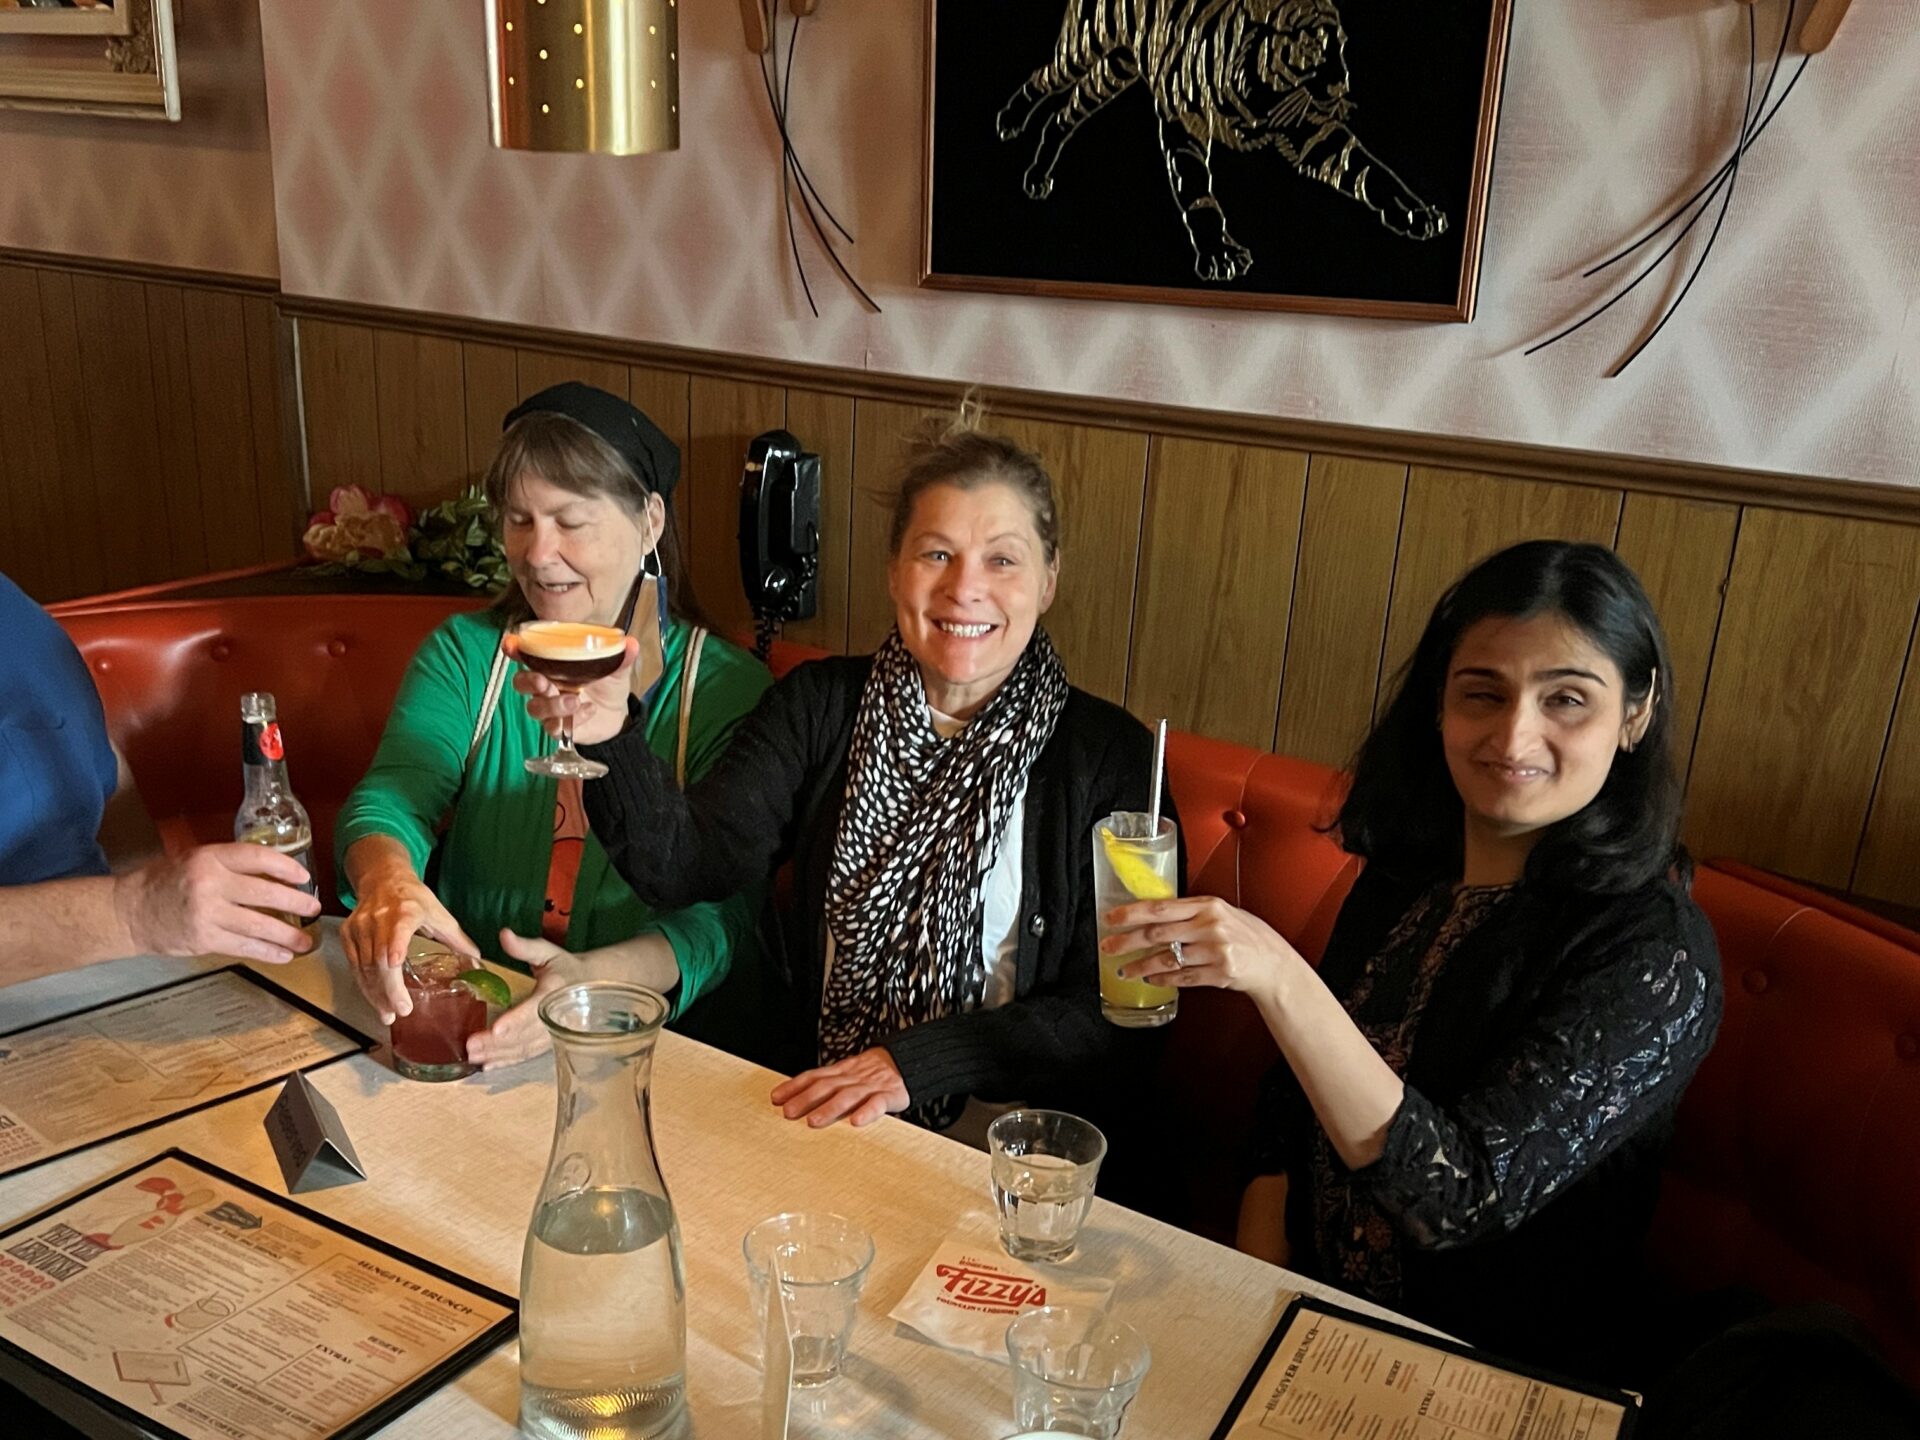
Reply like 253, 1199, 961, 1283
996, 0, 1448, 282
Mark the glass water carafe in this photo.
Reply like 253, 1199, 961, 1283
520, 983, 686, 1439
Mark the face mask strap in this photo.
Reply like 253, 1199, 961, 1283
644, 526, 670, 636
622, 516, 673, 712
613, 509, 667, 635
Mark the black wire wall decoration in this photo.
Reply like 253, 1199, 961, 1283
757, 0, 879, 316
1529, 0, 1811, 377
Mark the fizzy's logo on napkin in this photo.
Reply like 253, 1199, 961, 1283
934, 1255, 1047, 1314
890, 1225, 1114, 1361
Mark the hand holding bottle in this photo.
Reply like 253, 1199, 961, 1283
113, 844, 320, 965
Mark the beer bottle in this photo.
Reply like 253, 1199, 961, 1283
235, 692, 318, 926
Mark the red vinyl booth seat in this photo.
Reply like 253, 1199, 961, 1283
53, 593, 490, 906
1651, 868, 1920, 1383
52, 589, 1920, 1384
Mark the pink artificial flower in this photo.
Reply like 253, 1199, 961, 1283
302, 485, 413, 562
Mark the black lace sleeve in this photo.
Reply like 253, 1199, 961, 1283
1362, 935, 1720, 1249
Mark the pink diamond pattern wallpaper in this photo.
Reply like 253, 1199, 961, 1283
257, 0, 1919, 487
0, 0, 280, 279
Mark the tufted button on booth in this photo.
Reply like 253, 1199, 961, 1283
328, 639, 348, 658
1742, 969, 1770, 996
211, 641, 233, 662
94, 658, 110, 673
1225, 809, 1248, 830
1898, 1033, 1919, 1062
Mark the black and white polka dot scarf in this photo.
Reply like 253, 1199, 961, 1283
822, 627, 1069, 1128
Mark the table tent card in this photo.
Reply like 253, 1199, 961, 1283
265, 1071, 367, 1193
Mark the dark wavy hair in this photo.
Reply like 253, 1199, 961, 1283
1335, 541, 1685, 895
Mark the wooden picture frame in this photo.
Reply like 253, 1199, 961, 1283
0, 0, 181, 122
921, 0, 1512, 322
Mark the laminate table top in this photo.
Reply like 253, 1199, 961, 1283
0, 924, 1420, 1438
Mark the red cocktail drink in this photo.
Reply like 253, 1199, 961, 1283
390, 950, 487, 1082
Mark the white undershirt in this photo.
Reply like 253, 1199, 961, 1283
822, 702, 1027, 1014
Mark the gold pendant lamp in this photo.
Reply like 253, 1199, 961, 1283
486, 0, 679, 155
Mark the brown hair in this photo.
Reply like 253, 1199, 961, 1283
887, 399, 1061, 564
484, 410, 710, 629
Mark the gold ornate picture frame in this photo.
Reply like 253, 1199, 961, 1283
0, 0, 181, 122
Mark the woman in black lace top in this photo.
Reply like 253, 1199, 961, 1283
1104, 541, 1722, 1377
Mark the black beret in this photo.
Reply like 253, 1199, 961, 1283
504, 381, 680, 499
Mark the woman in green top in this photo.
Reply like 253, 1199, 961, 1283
338, 383, 770, 1067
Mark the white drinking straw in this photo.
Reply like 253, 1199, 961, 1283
1147, 718, 1168, 836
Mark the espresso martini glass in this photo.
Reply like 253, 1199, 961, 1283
515, 620, 628, 780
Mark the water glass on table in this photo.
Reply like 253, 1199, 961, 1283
1092, 811, 1180, 1027
987, 1110, 1106, 1263
1006, 1305, 1151, 1439
742, 1212, 875, 1387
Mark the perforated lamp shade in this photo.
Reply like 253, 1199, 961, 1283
486, 0, 679, 155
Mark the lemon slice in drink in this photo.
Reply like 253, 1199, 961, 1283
1098, 825, 1174, 900
453, 968, 513, 1007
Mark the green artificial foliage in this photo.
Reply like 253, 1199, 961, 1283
411, 487, 512, 591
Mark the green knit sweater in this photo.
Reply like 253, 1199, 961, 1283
335, 608, 771, 1017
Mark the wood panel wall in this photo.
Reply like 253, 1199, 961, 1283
6, 249, 1916, 914
290, 305, 1920, 912
0, 257, 298, 603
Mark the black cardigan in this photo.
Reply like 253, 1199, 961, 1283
1264, 864, 1723, 1378
580, 654, 1181, 1111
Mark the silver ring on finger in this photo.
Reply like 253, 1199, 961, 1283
1169, 940, 1186, 968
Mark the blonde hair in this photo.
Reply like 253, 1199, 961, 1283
887, 396, 1061, 564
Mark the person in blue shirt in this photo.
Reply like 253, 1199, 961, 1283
0, 572, 320, 987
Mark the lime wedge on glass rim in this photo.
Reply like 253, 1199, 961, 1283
1098, 825, 1175, 901
452, 968, 513, 1007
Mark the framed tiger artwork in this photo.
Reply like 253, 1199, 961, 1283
921, 0, 1513, 322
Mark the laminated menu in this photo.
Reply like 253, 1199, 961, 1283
0, 1150, 514, 1440
0, 968, 369, 1177
1213, 1296, 1637, 1440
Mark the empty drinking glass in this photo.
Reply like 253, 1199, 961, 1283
742, 1212, 875, 1387
1006, 1306, 1151, 1440
988, 1110, 1106, 1263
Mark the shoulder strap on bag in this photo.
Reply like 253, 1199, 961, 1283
675, 627, 708, 790
469, 640, 512, 771
431, 638, 512, 843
